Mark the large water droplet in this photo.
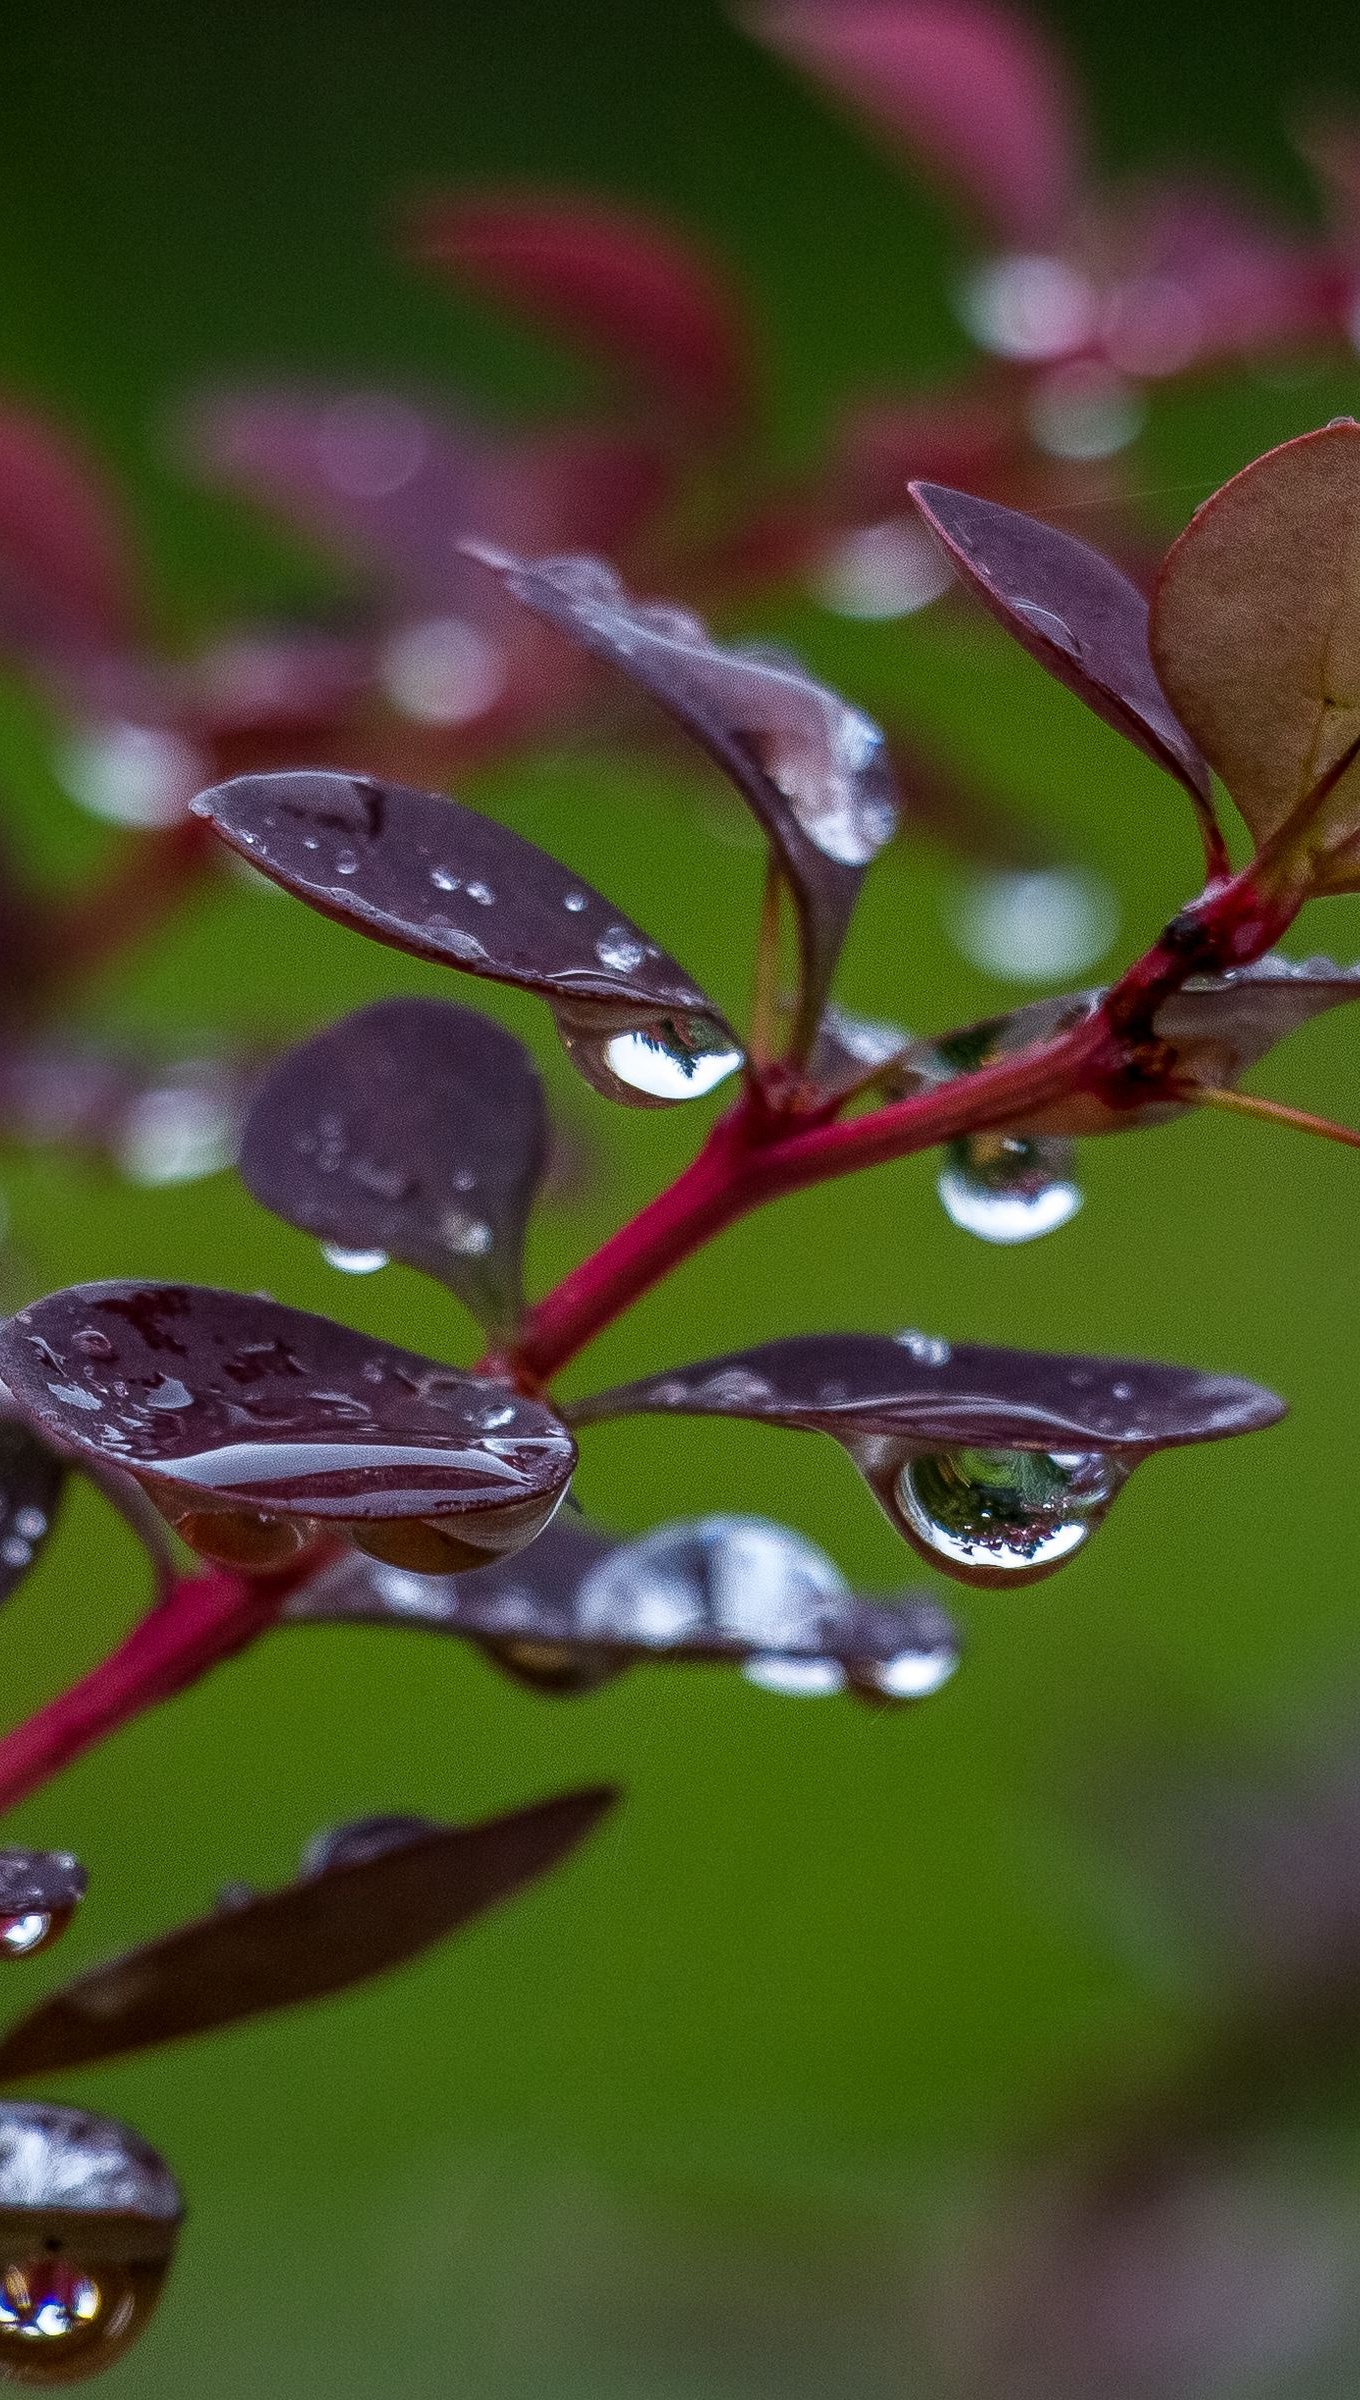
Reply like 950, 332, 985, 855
602, 1029, 742, 1101
0, 2251, 169, 2383
937, 1134, 1082, 1245
893, 1447, 1123, 1581
320, 1244, 389, 1276
0, 1915, 53, 1958
556, 1004, 743, 1108
594, 925, 647, 974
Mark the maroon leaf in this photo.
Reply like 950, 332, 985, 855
749, 0, 1085, 247
240, 998, 546, 1333
569, 1333, 1283, 1589
0, 1851, 86, 1960
0, 400, 141, 653
466, 548, 898, 1050
286, 1509, 961, 1704
0, 2102, 181, 2384
0, 1789, 617, 2076
0, 1284, 575, 1569
0, 1417, 66, 1606
410, 191, 755, 441
190, 769, 740, 1108
910, 483, 1219, 863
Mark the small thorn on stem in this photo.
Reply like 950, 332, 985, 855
1190, 1084, 1360, 1151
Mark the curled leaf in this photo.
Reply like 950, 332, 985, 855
749, 0, 1085, 247
910, 482, 1218, 861
0, 2101, 180, 2385
570, 1333, 1283, 1588
0, 1284, 575, 1569
410, 192, 754, 440
467, 547, 898, 1050
0, 1419, 66, 1606
190, 770, 739, 1109
1150, 422, 1360, 892
0, 1852, 86, 1960
241, 997, 546, 1334
0, 1790, 617, 2076
286, 1509, 961, 1704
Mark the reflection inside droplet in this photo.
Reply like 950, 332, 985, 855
0, 1915, 51, 1958
937, 1134, 1082, 1245
0, 2260, 101, 2343
602, 1029, 743, 1101
951, 867, 1118, 982
895, 1448, 1122, 1576
320, 1245, 389, 1275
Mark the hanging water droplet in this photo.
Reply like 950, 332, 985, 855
0, 2249, 171, 2382
937, 1134, 1082, 1245
555, 1002, 743, 1109
0, 1913, 52, 1958
602, 1029, 743, 1101
741, 1653, 847, 1697
855, 1645, 960, 1702
893, 1447, 1124, 1582
320, 1244, 389, 1275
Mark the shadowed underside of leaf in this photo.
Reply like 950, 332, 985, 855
1150, 422, 1360, 891
0, 1790, 617, 2076
0, 1416, 67, 1606
910, 482, 1218, 863
240, 996, 547, 1334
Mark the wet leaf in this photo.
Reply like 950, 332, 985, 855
286, 1510, 961, 1704
1150, 422, 1360, 891
748, 0, 1085, 246
0, 1790, 617, 2076
910, 483, 1216, 850
190, 769, 738, 1107
0, 1420, 66, 1606
0, 1854, 86, 1961
467, 548, 898, 1049
240, 997, 547, 1334
410, 192, 754, 440
0, 2101, 180, 2386
0, 1284, 575, 1567
570, 1334, 1282, 1588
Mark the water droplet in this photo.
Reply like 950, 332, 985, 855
578, 1515, 849, 1652
320, 1244, 389, 1275
430, 866, 460, 892
951, 866, 1118, 982
742, 1654, 848, 1696
602, 1029, 743, 1101
595, 925, 647, 974
813, 516, 955, 620
0, 1539, 31, 1571
895, 1330, 952, 1366
465, 880, 495, 906
440, 1210, 492, 1257
55, 724, 205, 830
0, 1913, 52, 1957
12, 1510, 46, 1543
956, 252, 1097, 361
379, 616, 505, 726
0, 2250, 167, 2381
562, 891, 588, 912
334, 850, 359, 876
72, 1331, 116, 1361
937, 1134, 1082, 1244
116, 1083, 235, 1188
859, 1646, 959, 1701
893, 1448, 1124, 1580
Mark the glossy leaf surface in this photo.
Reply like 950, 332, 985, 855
750, 0, 1084, 245
1150, 422, 1360, 889
411, 192, 754, 439
286, 1510, 961, 1704
0, 1420, 66, 1606
571, 1331, 1284, 1453
468, 548, 897, 1045
910, 483, 1216, 843
0, 1790, 617, 2075
0, 2102, 180, 2386
190, 772, 736, 1092
0, 1283, 575, 1531
241, 997, 546, 1332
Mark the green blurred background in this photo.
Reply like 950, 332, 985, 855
4, 0, 1360, 2390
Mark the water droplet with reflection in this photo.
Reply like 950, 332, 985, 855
0, 1914, 62, 1960
555, 1003, 742, 1107
320, 1245, 389, 1276
893, 1448, 1125, 1583
937, 1134, 1082, 1245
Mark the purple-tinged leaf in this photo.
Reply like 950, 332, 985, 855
0, 1789, 617, 2077
570, 1333, 1283, 1589
0, 2101, 181, 2384
749, 0, 1085, 247
1149, 423, 1360, 893
410, 191, 755, 441
0, 1284, 575, 1569
190, 770, 740, 1109
0, 1417, 65, 1606
910, 482, 1219, 862
287, 1510, 960, 1704
0, 1851, 86, 1960
467, 548, 898, 1050
241, 998, 546, 1333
